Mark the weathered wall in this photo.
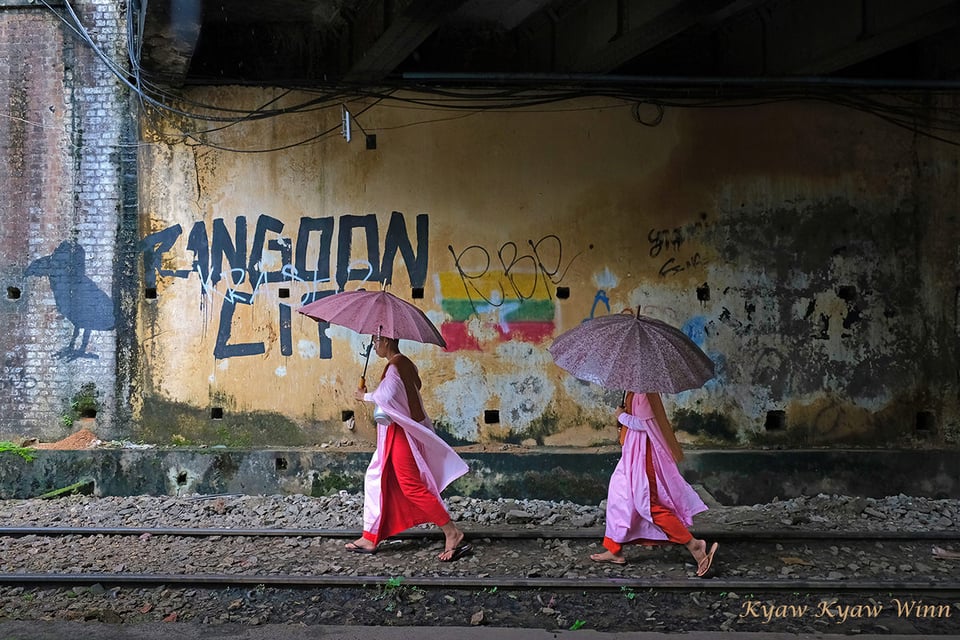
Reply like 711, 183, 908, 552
133, 89, 960, 449
2, 448, 959, 504
0, 0, 136, 442
2, 3, 957, 452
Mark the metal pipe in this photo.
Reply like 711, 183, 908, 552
0, 571, 958, 593
1, 526, 958, 541
400, 72, 960, 91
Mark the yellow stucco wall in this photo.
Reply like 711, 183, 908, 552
137, 90, 960, 448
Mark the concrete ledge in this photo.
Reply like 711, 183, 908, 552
0, 448, 957, 504
683, 449, 960, 504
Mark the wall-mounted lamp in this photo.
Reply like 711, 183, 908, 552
342, 105, 376, 150
341, 105, 352, 143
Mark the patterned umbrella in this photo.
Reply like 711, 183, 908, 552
548, 309, 714, 394
298, 289, 445, 386
299, 290, 445, 347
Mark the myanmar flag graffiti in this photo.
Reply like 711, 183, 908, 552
437, 271, 555, 351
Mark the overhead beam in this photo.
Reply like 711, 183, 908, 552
455, 0, 556, 31
345, 0, 470, 82
783, 1, 960, 75
564, 0, 748, 73
139, 0, 202, 87
694, 0, 768, 30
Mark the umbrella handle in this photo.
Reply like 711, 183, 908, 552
616, 390, 628, 447
359, 336, 374, 390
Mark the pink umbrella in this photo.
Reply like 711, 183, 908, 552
548, 308, 714, 394
298, 289, 445, 386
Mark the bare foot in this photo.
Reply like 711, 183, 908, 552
686, 538, 706, 560
438, 525, 466, 561
589, 550, 626, 564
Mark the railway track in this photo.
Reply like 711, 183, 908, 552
0, 571, 958, 594
1, 525, 959, 539
2, 526, 959, 595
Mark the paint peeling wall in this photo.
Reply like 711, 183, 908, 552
135, 90, 960, 449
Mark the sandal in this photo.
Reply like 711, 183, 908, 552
439, 543, 473, 562
345, 541, 377, 555
697, 542, 718, 577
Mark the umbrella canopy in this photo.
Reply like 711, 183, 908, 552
548, 310, 714, 394
298, 289, 446, 348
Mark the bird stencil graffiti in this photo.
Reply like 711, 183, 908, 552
25, 241, 115, 361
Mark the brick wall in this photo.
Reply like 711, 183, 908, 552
0, 0, 135, 441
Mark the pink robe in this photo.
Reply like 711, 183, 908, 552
603, 392, 707, 543
361, 365, 468, 539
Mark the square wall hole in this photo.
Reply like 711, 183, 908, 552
275, 457, 288, 471
916, 411, 936, 434
341, 410, 355, 421
278, 287, 290, 299
7, 287, 21, 300
556, 286, 570, 299
411, 287, 424, 299
211, 407, 224, 420
696, 282, 710, 302
837, 285, 857, 301
484, 409, 500, 424
764, 410, 786, 430
144, 287, 157, 299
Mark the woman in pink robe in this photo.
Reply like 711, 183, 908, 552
589, 391, 718, 575
346, 335, 472, 562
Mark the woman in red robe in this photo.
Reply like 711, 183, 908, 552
590, 391, 718, 575
346, 334, 472, 562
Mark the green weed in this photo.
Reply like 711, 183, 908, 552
378, 576, 405, 601
0, 442, 36, 462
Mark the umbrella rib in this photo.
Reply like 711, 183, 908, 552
606, 322, 634, 389
298, 290, 445, 347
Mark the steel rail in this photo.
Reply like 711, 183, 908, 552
0, 572, 958, 594
0, 526, 958, 541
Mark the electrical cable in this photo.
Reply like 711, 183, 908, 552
38, 0, 960, 151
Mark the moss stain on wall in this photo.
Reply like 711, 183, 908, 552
310, 470, 358, 496
672, 407, 736, 442
137, 396, 318, 446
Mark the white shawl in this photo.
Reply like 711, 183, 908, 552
361, 364, 468, 535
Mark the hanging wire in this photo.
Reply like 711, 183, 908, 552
35, 0, 960, 152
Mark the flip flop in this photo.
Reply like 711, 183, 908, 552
345, 541, 377, 554
590, 552, 626, 565
697, 542, 718, 577
439, 543, 473, 562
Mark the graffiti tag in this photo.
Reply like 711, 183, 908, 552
648, 214, 711, 278
139, 211, 428, 359
447, 235, 580, 314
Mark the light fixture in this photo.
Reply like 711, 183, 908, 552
341, 104, 351, 142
